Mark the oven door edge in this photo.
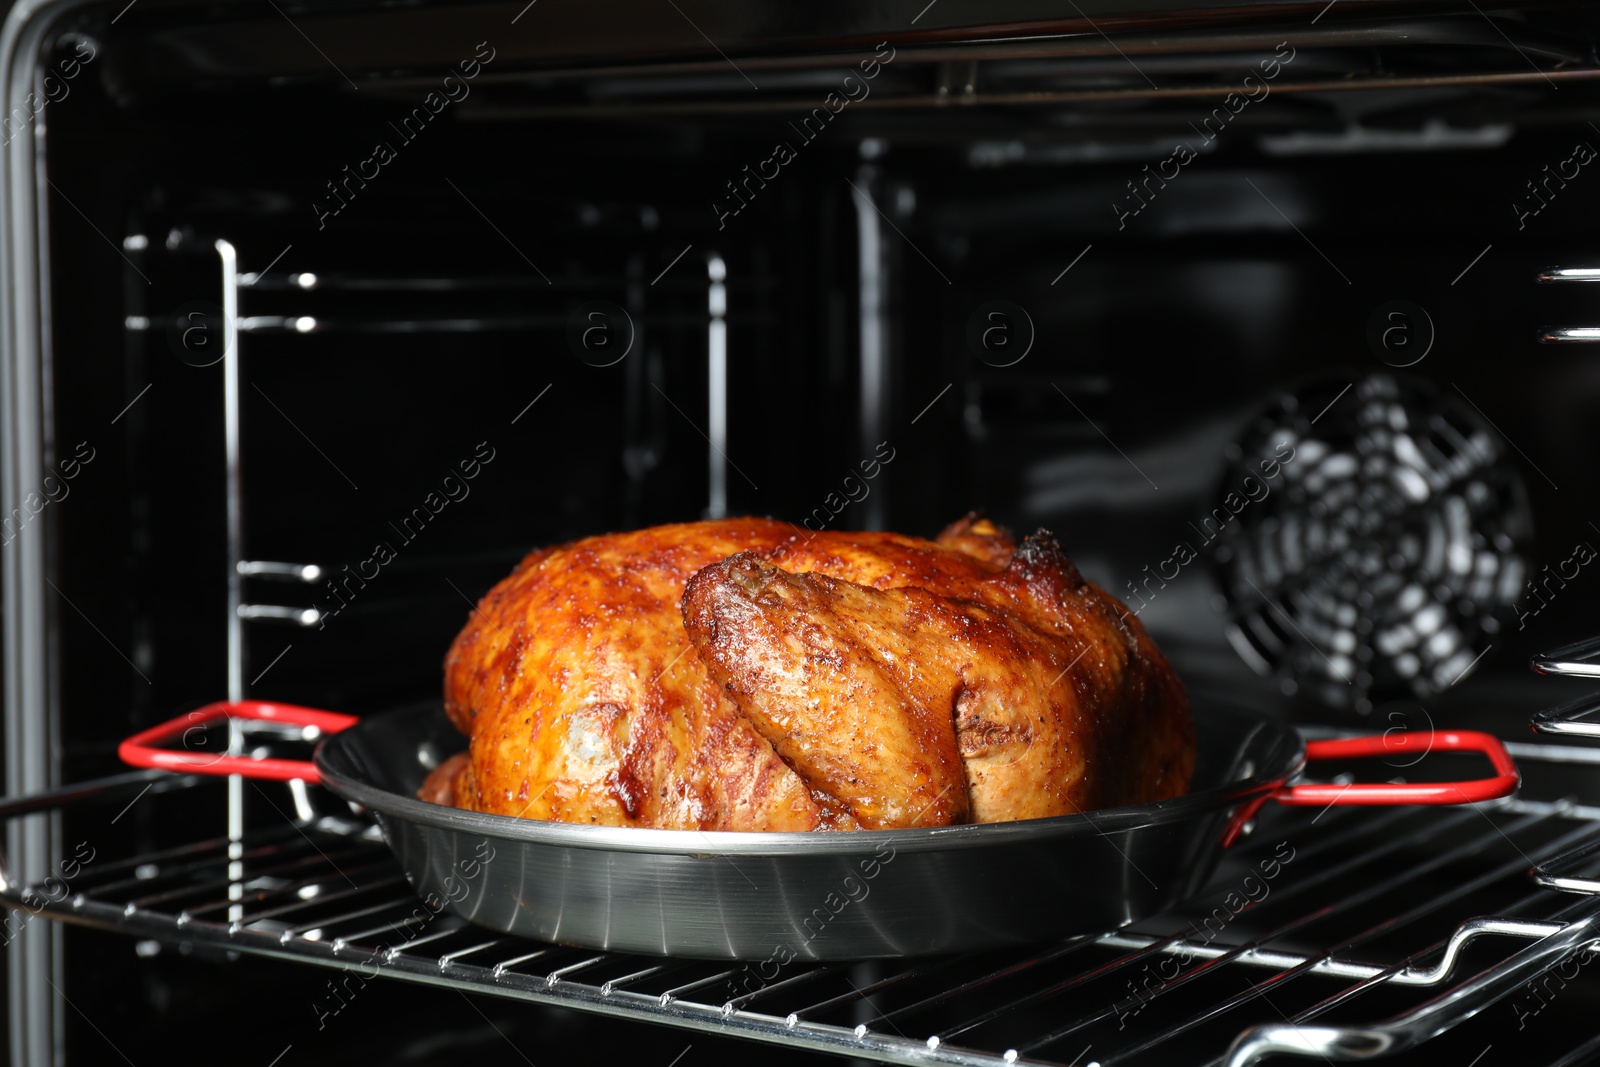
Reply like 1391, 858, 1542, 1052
1, 1, 104, 1062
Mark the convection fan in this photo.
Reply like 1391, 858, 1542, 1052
1214, 373, 1531, 713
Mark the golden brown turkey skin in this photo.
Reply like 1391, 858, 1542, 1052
681, 555, 974, 829
439, 518, 826, 830
432, 516, 1194, 830
683, 532, 1194, 827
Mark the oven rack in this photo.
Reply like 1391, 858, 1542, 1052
7, 769, 1600, 1066
1524, 636, 1600, 901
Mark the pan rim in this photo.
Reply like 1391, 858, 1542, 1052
315, 702, 1306, 855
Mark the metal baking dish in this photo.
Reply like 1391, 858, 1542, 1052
120, 700, 1518, 960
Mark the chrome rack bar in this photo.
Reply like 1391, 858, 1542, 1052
238, 558, 323, 631
1529, 638, 1600, 893
70, 821, 307, 884
385, 922, 468, 957
1530, 264, 1597, 346
865, 806, 1423, 1036
288, 895, 418, 941
1286, 884, 1600, 1031
705, 252, 728, 520
489, 948, 557, 978
1076, 820, 1600, 1064
326, 903, 453, 948
235, 272, 726, 292
5, 643, 1600, 1065
1209, 638, 1600, 1065
0, 770, 179, 824
1534, 834, 1600, 895
212, 874, 405, 930
1540, 328, 1600, 344
658, 967, 747, 1005
1221, 897, 1600, 1067
236, 604, 322, 627
979, 808, 1553, 1054
1095, 917, 1555, 990
852, 160, 888, 531
90, 832, 362, 900
216, 238, 246, 923
785, 961, 938, 1026
238, 560, 323, 582
126, 847, 379, 913
238, 269, 317, 290
232, 314, 739, 334
912, 806, 1494, 1044
1532, 635, 1600, 679
860, 939, 1101, 1035
221, 249, 332, 826
1530, 693, 1600, 740
600, 964, 674, 995
720, 963, 844, 1014
545, 955, 612, 986
2, 795, 1599, 1066
1537, 268, 1600, 284
438, 939, 504, 968
0, 770, 197, 891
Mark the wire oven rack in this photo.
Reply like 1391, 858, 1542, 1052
9, 641, 1600, 1066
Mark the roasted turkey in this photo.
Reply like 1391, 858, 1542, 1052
424, 515, 1195, 830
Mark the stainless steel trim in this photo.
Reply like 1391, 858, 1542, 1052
0, 1, 98, 1061
29, 24, 65, 1067
218, 239, 242, 711
215, 238, 247, 923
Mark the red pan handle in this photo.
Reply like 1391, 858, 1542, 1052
118, 700, 358, 784
1274, 730, 1520, 806
1220, 729, 1519, 846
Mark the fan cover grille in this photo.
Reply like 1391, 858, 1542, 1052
1215, 374, 1531, 713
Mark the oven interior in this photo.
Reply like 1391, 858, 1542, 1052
9, 0, 1600, 1063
